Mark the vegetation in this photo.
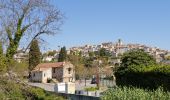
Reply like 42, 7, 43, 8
0, 58, 63, 99
0, 43, 6, 72
0, 1, 64, 99
67, 53, 96, 79
48, 50, 57, 56
101, 86, 170, 100
115, 49, 170, 91
12, 60, 29, 79
58, 46, 67, 62
67, 54, 87, 79
99, 48, 111, 57
165, 56, 170, 60
0, 77, 64, 100
84, 87, 99, 91
0, 0, 63, 61
120, 49, 156, 67
29, 39, 41, 71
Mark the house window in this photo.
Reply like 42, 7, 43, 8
33, 73, 35, 77
68, 68, 72, 74
44, 73, 45, 77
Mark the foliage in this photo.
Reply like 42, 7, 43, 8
11, 60, 29, 78
99, 48, 107, 57
120, 49, 156, 68
0, 43, 6, 73
165, 56, 170, 60
67, 54, 96, 79
0, 78, 64, 100
84, 87, 99, 91
0, 0, 63, 60
0, 42, 3, 55
29, 39, 41, 71
101, 86, 170, 100
67, 54, 85, 79
48, 50, 57, 56
89, 51, 95, 57
115, 49, 170, 91
99, 48, 111, 57
83, 57, 94, 67
58, 46, 67, 62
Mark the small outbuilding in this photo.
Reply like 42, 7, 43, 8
30, 62, 75, 83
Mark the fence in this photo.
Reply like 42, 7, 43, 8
100, 79, 116, 87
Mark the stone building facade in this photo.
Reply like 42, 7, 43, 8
31, 62, 75, 83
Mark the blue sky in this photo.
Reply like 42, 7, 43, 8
43, 0, 170, 51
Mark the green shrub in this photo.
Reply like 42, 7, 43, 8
0, 78, 64, 100
120, 49, 156, 68
84, 87, 99, 91
0, 55, 6, 73
0, 79, 25, 99
115, 64, 170, 91
101, 86, 170, 100
115, 49, 170, 91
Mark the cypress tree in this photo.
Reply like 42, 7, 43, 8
0, 42, 3, 55
58, 46, 67, 62
29, 39, 41, 71
0, 42, 6, 72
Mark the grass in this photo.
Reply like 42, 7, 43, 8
0, 77, 64, 100
101, 86, 170, 100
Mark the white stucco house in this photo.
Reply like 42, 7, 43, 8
30, 62, 75, 83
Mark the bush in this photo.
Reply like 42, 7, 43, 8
0, 55, 6, 73
115, 49, 170, 91
101, 86, 170, 100
120, 49, 156, 68
84, 87, 99, 91
0, 78, 64, 100
115, 64, 170, 91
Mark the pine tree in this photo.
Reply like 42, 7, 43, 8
58, 46, 67, 62
29, 39, 41, 71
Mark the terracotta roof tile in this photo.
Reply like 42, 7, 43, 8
33, 62, 64, 71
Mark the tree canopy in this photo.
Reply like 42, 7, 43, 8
0, 43, 6, 72
120, 49, 156, 68
0, 0, 63, 60
58, 46, 67, 62
114, 49, 170, 90
29, 39, 41, 71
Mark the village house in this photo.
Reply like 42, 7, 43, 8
30, 62, 75, 83
13, 49, 28, 63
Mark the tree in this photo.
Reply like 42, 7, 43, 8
115, 49, 159, 90
67, 54, 84, 79
83, 57, 93, 67
99, 48, 111, 57
116, 49, 156, 76
58, 46, 67, 62
89, 51, 95, 57
0, 0, 63, 60
29, 39, 41, 71
120, 49, 156, 68
99, 48, 107, 57
0, 42, 3, 55
48, 50, 56, 56
0, 42, 6, 72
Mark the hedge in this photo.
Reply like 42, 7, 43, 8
115, 64, 170, 91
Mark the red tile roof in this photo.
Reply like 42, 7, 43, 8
33, 62, 64, 71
